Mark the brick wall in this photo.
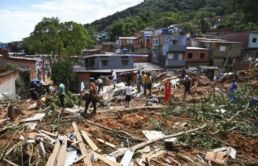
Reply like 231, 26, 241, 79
3, 58, 37, 79
183, 49, 209, 65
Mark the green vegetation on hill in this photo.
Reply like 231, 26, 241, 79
90, 0, 258, 41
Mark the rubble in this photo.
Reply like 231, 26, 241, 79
0, 69, 257, 166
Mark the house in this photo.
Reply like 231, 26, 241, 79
84, 53, 134, 70
118, 36, 137, 52
0, 48, 44, 80
220, 32, 258, 58
82, 48, 101, 56
151, 28, 187, 68
191, 38, 242, 68
133, 31, 153, 53
184, 47, 209, 67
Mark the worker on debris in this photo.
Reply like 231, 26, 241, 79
142, 71, 147, 95
229, 80, 237, 101
83, 78, 98, 117
96, 76, 104, 94
145, 72, 153, 96
164, 79, 172, 103
111, 70, 117, 89
125, 82, 132, 108
136, 71, 142, 93
58, 82, 65, 109
183, 75, 191, 100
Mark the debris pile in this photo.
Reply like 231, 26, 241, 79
0, 69, 258, 165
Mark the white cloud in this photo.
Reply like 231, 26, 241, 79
0, 0, 143, 42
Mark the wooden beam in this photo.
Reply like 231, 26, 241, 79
46, 139, 61, 166
96, 138, 116, 149
72, 122, 92, 166
56, 136, 68, 166
81, 130, 100, 152
3, 158, 19, 166
92, 151, 121, 166
73, 155, 86, 164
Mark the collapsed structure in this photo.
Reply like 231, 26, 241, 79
0, 66, 257, 166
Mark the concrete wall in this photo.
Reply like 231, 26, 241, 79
85, 56, 134, 70
0, 71, 19, 98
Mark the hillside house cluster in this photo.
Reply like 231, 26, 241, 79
115, 26, 257, 71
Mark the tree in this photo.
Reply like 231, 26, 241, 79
51, 58, 76, 91
23, 17, 94, 57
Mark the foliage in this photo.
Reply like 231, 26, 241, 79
90, 0, 258, 40
175, 84, 258, 150
51, 58, 77, 91
23, 17, 94, 57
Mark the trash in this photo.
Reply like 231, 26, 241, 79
21, 113, 45, 122
142, 130, 165, 140
205, 147, 237, 164
120, 150, 134, 166
164, 137, 177, 150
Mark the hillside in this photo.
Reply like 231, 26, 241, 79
90, 0, 258, 41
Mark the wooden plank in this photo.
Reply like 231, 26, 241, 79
56, 136, 68, 166
93, 151, 121, 166
3, 158, 19, 166
96, 138, 116, 149
72, 122, 92, 166
73, 155, 86, 164
39, 130, 58, 137
81, 130, 99, 152
46, 139, 61, 166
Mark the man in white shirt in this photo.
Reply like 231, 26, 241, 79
111, 70, 117, 89
125, 83, 132, 108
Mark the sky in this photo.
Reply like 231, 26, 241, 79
0, 0, 143, 43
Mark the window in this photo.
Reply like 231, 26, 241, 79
121, 56, 129, 66
168, 53, 174, 59
200, 53, 205, 59
220, 46, 226, 52
178, 53, 183, 60
188, 53, 193, 59
127, 39, 133, 44
101, 57, 109, 66
172, 40, 177, 45
252, 38, 257, 43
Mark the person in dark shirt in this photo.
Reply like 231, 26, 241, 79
83, 78, 97, 117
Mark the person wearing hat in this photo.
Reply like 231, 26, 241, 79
83, 77, 97, 117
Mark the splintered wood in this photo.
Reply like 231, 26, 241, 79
72, 122, 92, 166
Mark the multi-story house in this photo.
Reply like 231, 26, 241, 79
220, 32, 258, 58
191, 38, 242, 68
151, 28, 187, 69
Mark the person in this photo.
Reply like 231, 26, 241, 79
111, 70, 117, 89
136, 71, 142, 93
164, 79, 172, 103
229, 80, 237, 101
142, 71, 147, 95
125, 82, 132, 108
183, 75, 191, 100
96, 77, 103, 94
79, 81, 85, 105
145, 72, 152, 96
58, 82, 65, 109
83, 78, 97, 117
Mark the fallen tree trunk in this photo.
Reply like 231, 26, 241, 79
113, 124, 207, 158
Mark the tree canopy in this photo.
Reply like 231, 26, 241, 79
23, 17, 94, 56
90, 0, 258, 41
